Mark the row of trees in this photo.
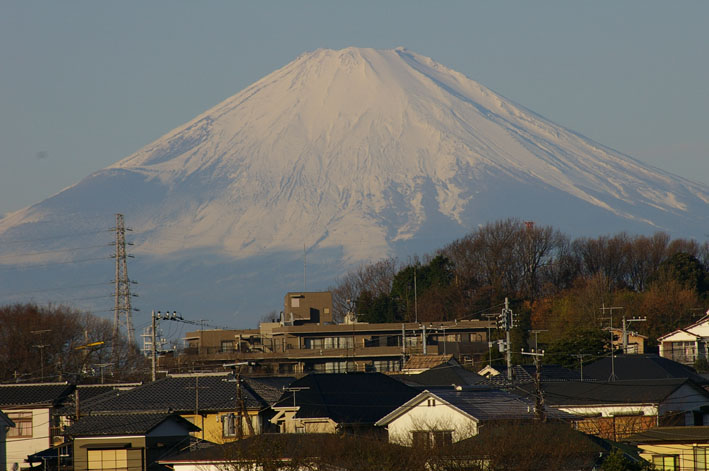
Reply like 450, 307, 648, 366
0, 303, 147, 383
330, 219, 709, 360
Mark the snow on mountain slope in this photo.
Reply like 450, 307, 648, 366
1, 47, 708, 323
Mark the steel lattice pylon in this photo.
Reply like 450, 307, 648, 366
112, 213, 135, 347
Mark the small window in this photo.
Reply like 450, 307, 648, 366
7, 412, 32, 438
411, 430, 452, 448
291, 298, 300, 308
220, 340, 234, 353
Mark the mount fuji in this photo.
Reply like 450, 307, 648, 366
1, 47, 708, 326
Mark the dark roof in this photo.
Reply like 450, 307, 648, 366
628, 426, 709, 443
0, 383, 74, 408
582, 354, 709, 384
433, 388, 572, 421
80, 374, 294, 414
517, 378, 703, 406
488, 364, 582, 385
63, 412, 200, 437
393, 363, 489, 388
273, 372, 418, 425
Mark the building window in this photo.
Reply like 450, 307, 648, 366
652, 455, 679, 471
411, 430, 453, 448
87, 448, 143, 471
291, 298, 300, 308
220, 340, 234, 353
7, 412, 32, 438
222, 414, 236, 437
696, 447, 709, 471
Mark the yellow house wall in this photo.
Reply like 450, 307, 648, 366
638, 443, 709, 471
180, 412, 260, 444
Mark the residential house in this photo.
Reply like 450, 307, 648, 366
609, 327, 647, 354
0, 383, 74, 471
63, 413, 200, 471
393, 362, 489, 389
518, 378, 709, 441
172, 292, 494, 374
0, 411, 14, 471
629, 426, 709, 470
270, 372, 417, 434
659, 312, 709, 366
76, 373, 292, 443
479, 364, 582, 384
375, 387, 572, 446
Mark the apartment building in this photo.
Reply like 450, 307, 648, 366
175, 292, 494, 374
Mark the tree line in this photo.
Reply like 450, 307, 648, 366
0, 303, 148, 383
330, 219, 709, 364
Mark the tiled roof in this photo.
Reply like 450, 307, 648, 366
517, 378, 700, 406
582, 354, 708, 384
487, 364, 582, 385
628, 426, 709, 443
402, 354, 454, 371
394, 364, 489, 388
434, 388, 572, 421
80, 374, 294, 414
274, 372, 418, 425
0, 383, 74, 408
63, 412, 200, 437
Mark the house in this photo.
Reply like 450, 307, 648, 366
63, 413, 200, 471
0, 411, 15, 471
581, 354, 709, 384
609, 327, 647, 354
629, 426, 709, 470
0, 383, 74, 471
270, 372, 417, 434
172, 292, 494, 374
375, 387, 572, 446
401, 354, 457, 374
517, 378, 709, 441
76, 373, 292, 443
659, 312, 709, 365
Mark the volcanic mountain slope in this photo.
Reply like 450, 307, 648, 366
1, 47, 708, 322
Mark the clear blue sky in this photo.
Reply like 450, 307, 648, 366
1, 1, 707, 217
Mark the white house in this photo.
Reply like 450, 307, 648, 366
659, 312, 709, 365
375, 388, 568, 446
0, 383, 74, 471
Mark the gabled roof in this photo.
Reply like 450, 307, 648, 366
63, 412, 200, 437
393, 363, 489, 388
658, 313, 709, 341
79, 374, 294, 414
581, 354, 708, 384
518, 378, 702, 407
628, 425, 709, 443
376, 388, 572, 426
273, 372, 417, 425
0, 383, 74, 409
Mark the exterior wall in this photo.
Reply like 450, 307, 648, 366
660, 384, 709, 419
179, 412, 260, 443
284, 292, 333, 324
638, 443, 709, 471
385, 399, 477, 445
574, 415, 657, 441
73, 436, 146, 471
271, 410, 337, 434
5, 408, 51, 471
659, 318, 709, 365
559, 404, 657, 418
0, 413, 9, 471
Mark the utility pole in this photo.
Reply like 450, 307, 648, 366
151, 311, 158, 382
622, 316, 647, 354
414, 265, 418, 323
572, 354, 591, 381
112, 213, 135, 350
600, 304, 623, 381
530, 330, 548, 352
31, 329, 51, 382
521, 349, 545, 421
498, 298, 517, 381
224, 362, 255, 439
483, 314, 497, 366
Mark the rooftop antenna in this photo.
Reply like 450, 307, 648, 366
600, 304, 623, 381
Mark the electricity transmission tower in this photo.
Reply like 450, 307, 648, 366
112, 213, 135, 347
